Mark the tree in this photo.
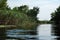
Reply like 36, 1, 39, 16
27, 7, 39, 17
27, 7, 39, 21
18, 5, 29, 13
51, 6, 60, 24
0, 0, 7, 9
13, 7, 18, 11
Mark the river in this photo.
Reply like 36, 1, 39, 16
5, 24, 59, 40
37, 24, 58, 40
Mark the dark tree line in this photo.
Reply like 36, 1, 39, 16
51, 6, 60, 24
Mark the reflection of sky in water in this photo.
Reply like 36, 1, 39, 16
37, 24, 57, 40
38, 24, 51, 36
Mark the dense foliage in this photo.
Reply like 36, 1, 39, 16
51, 6, 60, 24
0, 0, 39, 30
0, 0, 7, 9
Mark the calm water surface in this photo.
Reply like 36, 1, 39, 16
5, 24, 59, 40
37, 24, 58, 40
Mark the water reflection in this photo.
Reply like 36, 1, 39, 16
0, 28, 6, 40
6, 29, 38, 40
52, 24, 60, 40
0, 24, 60, 40
37, 24, 58, 40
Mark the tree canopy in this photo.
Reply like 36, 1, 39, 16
0, 0, 7, 9
0, 0, 39, 30
51, 6, 60, 24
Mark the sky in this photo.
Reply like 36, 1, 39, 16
7, 0, 60, 20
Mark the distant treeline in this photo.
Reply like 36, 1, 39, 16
38, 20, 52, 24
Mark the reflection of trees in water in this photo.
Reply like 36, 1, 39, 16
53, 24, 60, 36
0, 28, 6, 40
0, 29, 36, 40
52, 24, 60, 40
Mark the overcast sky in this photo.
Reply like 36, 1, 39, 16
7, 0, 60, 20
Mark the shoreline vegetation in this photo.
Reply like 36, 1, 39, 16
0, 0, 53, 30
0, 0, 39, 30
0, 0, 54, 30
51, 6, 60, 25
38, 20, 52, 24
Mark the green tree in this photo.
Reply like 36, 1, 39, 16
27, 7, 39, 21
0, 0, 7, 9
51, 6, 60, 24
0, 3, 39, 30
27, 7, 39, 17
18, 5, 28, 13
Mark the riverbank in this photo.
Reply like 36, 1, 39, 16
0, 0, 39, 30
0, 7, 39, 30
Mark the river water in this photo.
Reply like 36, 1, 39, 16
37, 24, 58, 40
5, 24, 59, 40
